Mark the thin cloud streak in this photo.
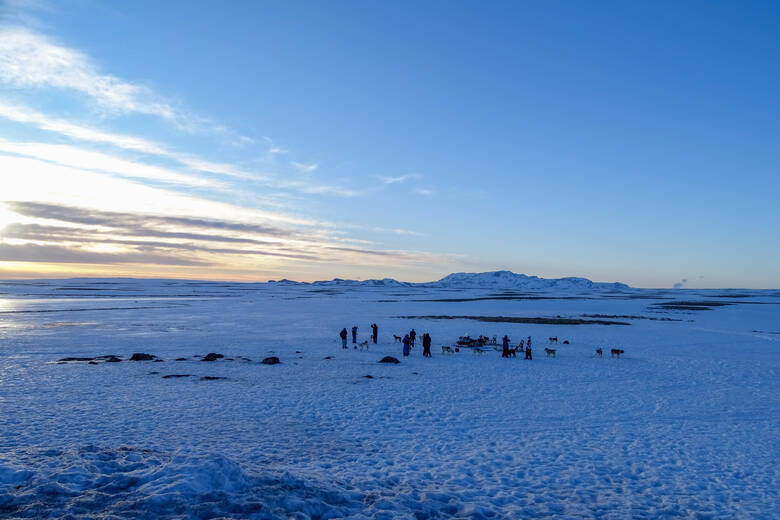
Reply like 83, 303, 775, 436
373, 227, 425, 237
379, 173, 422, 184
6, 202, 303, 239
0, 243, 207, 266
0, 139, 223, 188
290, 161, 318, 173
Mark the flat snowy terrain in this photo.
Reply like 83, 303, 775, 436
0, 277, 778, 519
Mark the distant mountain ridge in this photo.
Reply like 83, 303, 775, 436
269, 270, 630, 291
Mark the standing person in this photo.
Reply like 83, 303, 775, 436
351, 325, 358, 344
422, 333, 432, 357
409, 329, 417, 348
340, 328, 348, 349
502, 335, 510, 358
525, 336, 532, 360
402, 334, 411, 357
371, 323, 378, 344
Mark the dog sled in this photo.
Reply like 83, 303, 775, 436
455, 335, 497, 348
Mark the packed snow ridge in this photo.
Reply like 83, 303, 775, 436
269, 270, 630, 291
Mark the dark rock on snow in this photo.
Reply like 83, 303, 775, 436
261, 356, 281, 365
363, 375, 374, 379
379, 356, 400, 364
175, 357, 188, 361
200, 376, 227, 381
129, 353, 156, 361
201, 353, 224, 362
58, 357, 95, 362
323, 356, 334, 360
162, 374, 191, 379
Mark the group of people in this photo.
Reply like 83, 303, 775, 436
401, 329, 432, 357
339, 325, 532, 360
501, 335, 533, 359
340, 323, 379, 349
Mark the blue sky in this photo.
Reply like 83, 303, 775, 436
0, 1, 778, 287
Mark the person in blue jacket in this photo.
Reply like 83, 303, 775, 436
351, 325, 358, 344
402, 334, 411, 357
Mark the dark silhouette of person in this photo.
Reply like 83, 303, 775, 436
409, 329, 416, 348
340, 328, 348, 349
371, 323, 378, 344
502, 335, 510, 358
351, 325, 358, 344
402, 335, 410, 357
422, 333, 432, 357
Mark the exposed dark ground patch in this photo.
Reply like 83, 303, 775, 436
55, 287, 144, 292
398, 315, 630, 325
605, 294, 674, 299
652, 301, 734, 311
581, 314, 681, 322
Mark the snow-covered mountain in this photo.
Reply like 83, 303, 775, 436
269, 270, 629, 291
425, 271, 630, 291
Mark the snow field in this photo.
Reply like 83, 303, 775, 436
0, 281, 778, 518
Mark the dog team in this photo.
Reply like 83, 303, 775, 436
340, 325, 624, 359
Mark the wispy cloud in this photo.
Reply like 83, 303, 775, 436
373, 227, 424, 237
379, 173, 422, 185
412, 188, 434, 196
290, 161, 318, 173
0, 27, 188, 123
0, 101, 362, 197
0, 101, 169, 155
0, 139, 223, 188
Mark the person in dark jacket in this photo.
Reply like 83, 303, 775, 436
340, 328, 348, 349
402, 334, 410, 357
409, 329, 416, 348
525, 336, 532, 360
371, 323, 378, 344
351, 325, 358, 344
422, 333, 432, 357
502, 335, 510, 358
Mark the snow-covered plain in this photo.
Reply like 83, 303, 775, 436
0, 275, 778, 519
